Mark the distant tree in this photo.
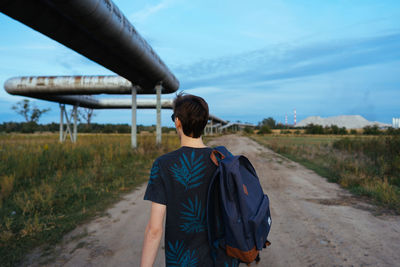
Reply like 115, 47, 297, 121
305, 124, 324, 134
386, 127, 400, 136
257, 125, 272, 135
78, 108, 96, 125
243, 126, 253, 134
275, 123, 285, 129
12, 99, 50, 123
260, 117, 276, 129
338, 127, 347, 135
363, 125, 381, 135
331, 125, 339, 134
350, 129, 358, 135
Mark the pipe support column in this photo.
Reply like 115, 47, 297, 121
73, 105, 78, 143
156, 84, 162, 145
59, 104, 64, 143
131, 87, 137, 149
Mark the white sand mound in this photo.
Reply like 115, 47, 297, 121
296, 115, 390, 129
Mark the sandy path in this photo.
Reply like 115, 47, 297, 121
24, 135, 400, 266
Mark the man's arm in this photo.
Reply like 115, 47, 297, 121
140, 202, 166, 267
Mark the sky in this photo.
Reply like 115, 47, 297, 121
1, 0, 400, 127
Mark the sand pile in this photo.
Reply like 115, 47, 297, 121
296, 115, 390, 129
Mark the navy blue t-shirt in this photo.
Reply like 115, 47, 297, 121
144, 146, 238, 266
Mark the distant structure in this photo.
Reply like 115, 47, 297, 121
393, 118, 400, 128
219, 122, 255, 133
296, 115, 391, 129
294, 109, 297, 126
285, 113, 288, 126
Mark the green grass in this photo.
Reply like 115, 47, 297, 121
252, 134, 400, 213
0, 133, 180, 266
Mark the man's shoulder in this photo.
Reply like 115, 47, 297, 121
154, 147, 184, 165
155, 146, 213, 166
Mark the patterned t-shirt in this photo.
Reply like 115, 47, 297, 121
144, 146, 238, 267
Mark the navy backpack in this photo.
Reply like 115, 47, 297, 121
207, 146, 271, 264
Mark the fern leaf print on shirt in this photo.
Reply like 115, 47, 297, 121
180, 196, 206, 233
166, 240, 199, 267
224, 259, 239, 267
170, 150, 206, 190
148, 161, 160, 185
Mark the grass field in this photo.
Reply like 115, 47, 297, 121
2, 132, 399, 265
0, 133, 180, 266
252, 134, 400, 214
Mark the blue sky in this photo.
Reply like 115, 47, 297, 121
1, 0, 399, 126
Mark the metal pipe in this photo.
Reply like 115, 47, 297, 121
131, 87, 137, 149
30, 95, 173, 109
0, 0, 179, 93
156, 84, 162, 145
4, 76, 136, 95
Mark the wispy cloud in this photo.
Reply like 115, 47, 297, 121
130, 0, 175, 23
174, 32, 400, 90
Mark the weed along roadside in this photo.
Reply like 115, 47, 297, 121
251, 134, 400, 214
0, 133, 180, 266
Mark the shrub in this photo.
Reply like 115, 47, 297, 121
363, 125, 381, 135
305, 124, 324, 134
333, 136, 400, 187
350, 129, 358, 135
244, 127, 254, 134
387, 127, 400, 135
257, 125, 271, 135
252, 135, 400, 214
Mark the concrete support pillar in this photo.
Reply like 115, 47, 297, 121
131, 87, 137, 149
73, 105, 78, 143
59, 104, 64, 143
62, 107, 73, 142
156, 84, 162, 146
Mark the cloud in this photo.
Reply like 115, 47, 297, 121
130, 0, 175, 23
174, 32, 400, 90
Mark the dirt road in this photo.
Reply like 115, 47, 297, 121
25, 135, 400, 266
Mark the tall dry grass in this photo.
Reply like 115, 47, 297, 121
0, 133, 180, 266
252, 135, 400, 213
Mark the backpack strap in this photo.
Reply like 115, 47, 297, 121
210, 150, 225, 166
210, 146, 232, 166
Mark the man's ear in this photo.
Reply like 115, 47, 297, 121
175, 117, 182, 129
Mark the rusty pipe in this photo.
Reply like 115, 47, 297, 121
5, 76, 135, 95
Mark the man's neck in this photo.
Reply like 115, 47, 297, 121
180, 135, 207, 148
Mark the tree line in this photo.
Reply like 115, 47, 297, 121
3, 99, 175, 134
255, 117, 400, 135
0, 122, 175, 134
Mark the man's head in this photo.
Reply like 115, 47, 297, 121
172, 93, 209, 138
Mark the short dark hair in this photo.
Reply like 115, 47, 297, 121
173, 93, 209, 138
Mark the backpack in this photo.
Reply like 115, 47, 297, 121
207, 146, 271, 264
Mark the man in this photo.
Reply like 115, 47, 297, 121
140, 93, 237, 266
